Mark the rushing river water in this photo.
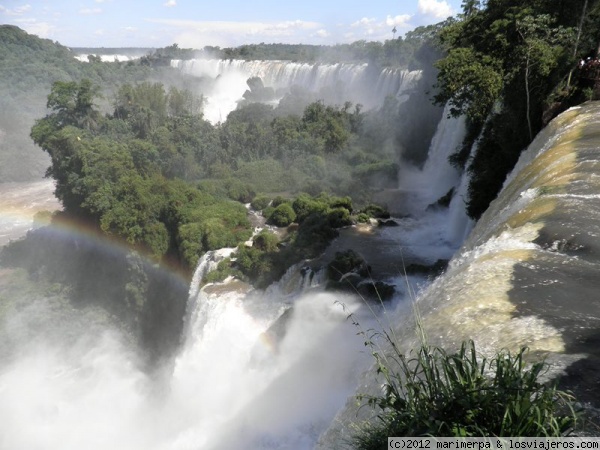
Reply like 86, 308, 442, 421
6, 103, 600, 448
0, 179, 61, 246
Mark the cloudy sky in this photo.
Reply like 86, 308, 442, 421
1, 0, 461, 48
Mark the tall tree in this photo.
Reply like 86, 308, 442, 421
514, 14, 572, 139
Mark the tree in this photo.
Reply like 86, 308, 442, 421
461, 0, 481, 18
514, 14, 573, 139
433, 47, 503, 121
46, 79, 101, 130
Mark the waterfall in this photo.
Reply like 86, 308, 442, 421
171, 261, 375, 449
183, 247, 237, 343
12, 79, 600, 449
0, 95, 471, 449
398, 104, 466, 212
162, 101, 472, 448
445, 166, 474, 245
318, 103, 600, 446
172, 59, 421, 123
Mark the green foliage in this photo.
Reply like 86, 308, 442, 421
207, 38, 436, 69
46, 79, 102, 129
301, 101, 351, 153
326, 207, 352, 228
292, 210, 339, 255
430, 0, 595, 218
357, 213, 371, 223
0, 25, 197, 181
203, 258, 237, 284
268, 203, 297, 227
360, 204, 391, 220
434, 47, 503, 121
235, 245, 276, 286
292, 194, 329, 224
253, 231, 279, 252
327, 249, 368, 281
234, 159, 289, 193
353, 340, 577, 448
250, 195, 271, 211
224, 179, 256, 203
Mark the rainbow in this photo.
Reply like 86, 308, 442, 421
0, 179, 191, 290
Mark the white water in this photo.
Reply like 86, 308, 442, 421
398, 104, 466, 213
0, 101, 469, 448
172, 59, 421, 123
0, 179, 61, 246
75, 54, 141, 62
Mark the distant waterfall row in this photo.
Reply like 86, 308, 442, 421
171, 59, 421, 122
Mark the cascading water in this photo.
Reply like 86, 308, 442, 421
160, 98, 472, 448
172, 59, 421, 123
397, 104, 466, 212
0, 95, 471, 449
318, 103, 600, 446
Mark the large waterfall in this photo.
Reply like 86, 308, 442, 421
155, 96, 469, 448
0, 89, 461, 448
172, 59, 421, 123
3, 99, 600, 447
318, 102, 600, 445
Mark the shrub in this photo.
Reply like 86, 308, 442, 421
262, 205, 275, 219
225, 179, 256, 203
203, 258, 236, 284
271, 196, 289, 208
177, 222, 204, 267
268, 203, 296, 227
293, 212, 338, 256
235, 245, 276, 286
142, 221, 169, 259
329, 195, 353, 212
357, 212, 371, 223
327, 206, 352, 228
327, 249, 368, 281
292, 193, 328, 224
360, 204, 390, 220
253, 231, 279, 252
250, 195, 271, 211
234, 159, 288, 193
352, 339, 577, 448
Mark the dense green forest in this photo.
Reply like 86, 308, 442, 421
4, 0, 600, 360
433, 0, 600, 218
199, 29, 441, 68
69, 30, 439, 69
0, 25, 202, 181
0, 23, 443, 359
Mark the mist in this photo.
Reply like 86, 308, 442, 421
0, 30, 471, 449
0, 284, 377, 450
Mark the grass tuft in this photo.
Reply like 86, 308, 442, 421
351, 336, 577, 448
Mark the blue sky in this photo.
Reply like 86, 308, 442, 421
0, 0, 463, 48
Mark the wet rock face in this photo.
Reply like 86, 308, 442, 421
324, 249, 395, 302
326, 249, 370, 282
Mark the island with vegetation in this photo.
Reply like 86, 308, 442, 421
2, 0, 600, 435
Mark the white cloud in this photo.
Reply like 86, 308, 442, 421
386, 14, 412, 28
79, 8, 102, 15
164, 0, 177, 7
145, 18, 321, 47
314, 29, 330, 38
351, 17, 376, 28
1, 4, 32, 16
18, 20, 55, 38
417, 0, 454, 19
348, 15, 413, 41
